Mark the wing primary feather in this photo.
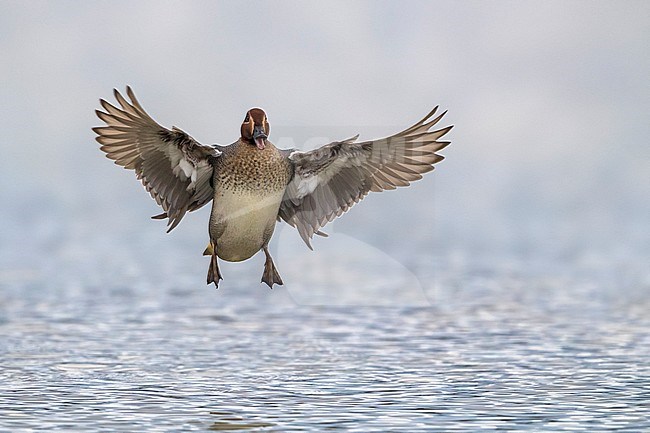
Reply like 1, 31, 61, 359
94, 87, 219, 232
277, 106, 451, 247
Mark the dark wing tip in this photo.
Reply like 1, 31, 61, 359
126, 86, 137, 102
421, 106, 439, 123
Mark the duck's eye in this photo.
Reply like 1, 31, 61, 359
244, 114, 250, 122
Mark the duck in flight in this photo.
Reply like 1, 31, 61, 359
94, 87, 452, 288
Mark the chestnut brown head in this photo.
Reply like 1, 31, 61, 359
241, 108, 270, 150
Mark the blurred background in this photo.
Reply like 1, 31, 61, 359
1, 0, 648, 294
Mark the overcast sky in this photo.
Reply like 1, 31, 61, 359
1, 0, 648, 264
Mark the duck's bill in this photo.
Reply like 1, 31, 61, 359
255, 137, 266, 150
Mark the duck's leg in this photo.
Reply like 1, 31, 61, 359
261, 246, 283, 288
206, 241, 223, 288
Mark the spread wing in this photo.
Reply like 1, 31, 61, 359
93, 87, 222, 232
279, 107, 452, 248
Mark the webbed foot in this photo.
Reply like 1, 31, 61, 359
261, 246, 283, 288
206, 242, 223, 288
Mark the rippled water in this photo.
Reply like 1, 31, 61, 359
1, 221, 649, 432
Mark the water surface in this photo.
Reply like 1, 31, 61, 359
1, 225, 648, 432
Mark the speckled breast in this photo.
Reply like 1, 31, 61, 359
209, 141, 292, 262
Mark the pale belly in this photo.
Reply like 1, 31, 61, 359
210, 188, 285, 262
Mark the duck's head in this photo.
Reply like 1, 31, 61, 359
241, 108, 269, 150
